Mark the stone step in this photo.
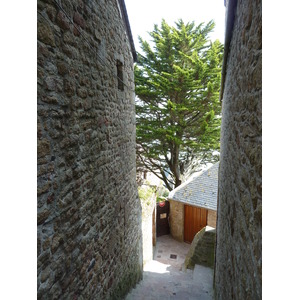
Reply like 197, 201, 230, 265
126, 261, 214, 300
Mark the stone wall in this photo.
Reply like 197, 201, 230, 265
37, 0, 142, 299
152, 207, 156, 247
140, 186, 156, 265
169, 200, 184, 242
169, 200, 217, 241
215, 0, 262, 299
207, 210, 216, 228
185, 226, 216, 269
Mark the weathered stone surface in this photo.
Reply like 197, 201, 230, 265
40, 265, 51, 283
56, 11, 70, 30
46, 4, 57, 22
51, 234, 63, 254
169, 200, 184, 242
185, 226, 216, 269
77, 87, 87, 98
56, 61, 69, 76
215, 0, 262, 299
37, 182, 51, 196
63, 78, 76, 97
37, 18, 55, 47
37, 138, 50, 158
38, 250, 50, 269
37, 237, 42, 256
42, 237, 51, 251
37, 209, 50, 225
207, 209, 216, 228
42, 95, 59, 105
37, 0, 142, 299
73, 12, 85, 28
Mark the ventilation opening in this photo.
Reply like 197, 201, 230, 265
117, 60, 124, 91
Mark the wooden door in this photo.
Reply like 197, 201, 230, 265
184, 205, 207, 243
156, 201, 170, 237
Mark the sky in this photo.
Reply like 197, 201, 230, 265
125, 0, 226, 53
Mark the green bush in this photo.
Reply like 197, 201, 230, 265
138, 185, 155, 206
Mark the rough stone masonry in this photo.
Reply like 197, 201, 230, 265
215, 0, 262, 299
37, 0, 142, 299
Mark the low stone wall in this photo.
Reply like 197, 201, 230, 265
185, 226, 216, 269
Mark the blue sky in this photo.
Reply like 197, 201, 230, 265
125, 0, 226, 53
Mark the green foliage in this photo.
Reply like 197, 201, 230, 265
135, 19, 223, 190
138, 185, 156, 206
156, 183, 169, 202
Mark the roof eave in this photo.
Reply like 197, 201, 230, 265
118, 0, 137, 62
168, 197, 217, 212
219, 0, 238, 101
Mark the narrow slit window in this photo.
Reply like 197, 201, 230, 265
117, 60, 124, 91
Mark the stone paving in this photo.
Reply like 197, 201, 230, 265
125, 235, 214, 300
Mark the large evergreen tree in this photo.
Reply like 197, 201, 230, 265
135, 19, 223, 191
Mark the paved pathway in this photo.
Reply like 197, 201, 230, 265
126, 235, 214, 300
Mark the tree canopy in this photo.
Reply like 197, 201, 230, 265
135, 19, 223, 191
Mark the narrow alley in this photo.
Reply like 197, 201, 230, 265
36, 0, 262, 298
126, 235, 214, 300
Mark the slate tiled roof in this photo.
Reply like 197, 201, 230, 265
168, 162, 219, 211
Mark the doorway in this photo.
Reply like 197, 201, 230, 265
184, 205, 207, 243
156, 200, 170, 237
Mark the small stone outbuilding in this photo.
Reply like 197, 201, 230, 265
168, 162, 219, 243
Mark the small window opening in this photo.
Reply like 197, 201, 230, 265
117, 60, 124, 91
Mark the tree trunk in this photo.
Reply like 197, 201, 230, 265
174, 176, 182, 188
172, 144, 182, 188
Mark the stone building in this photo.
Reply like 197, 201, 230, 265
215, 0, 262, 299
37, 0, 142, 299
168, 162, 219, 243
